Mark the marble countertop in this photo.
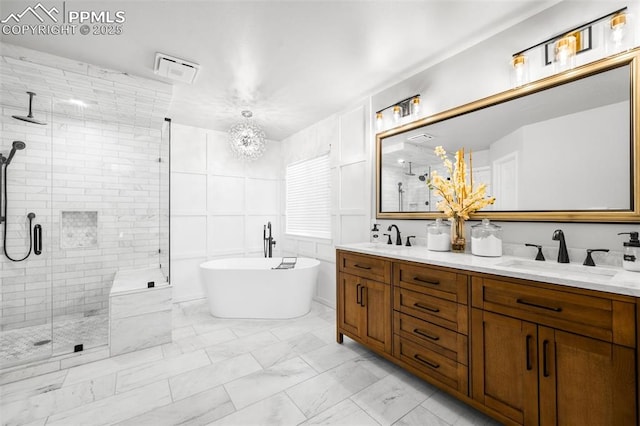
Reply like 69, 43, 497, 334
336, 242, 640, 297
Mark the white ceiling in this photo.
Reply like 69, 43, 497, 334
0, 0, 559, 140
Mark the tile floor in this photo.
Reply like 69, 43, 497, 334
0, 314, 108, 368
0, 300, 502, 426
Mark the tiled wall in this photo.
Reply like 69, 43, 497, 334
170, 123, 282, 302
0, 43, 171, 331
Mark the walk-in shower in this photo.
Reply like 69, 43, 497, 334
0, 56, 170, 370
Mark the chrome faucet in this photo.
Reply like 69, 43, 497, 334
263, 222, 276, 258
387, 224, 402, 245
552, 229, 570, 263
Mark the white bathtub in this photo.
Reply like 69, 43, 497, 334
109, 267, 172, 356
199, 257, 320, 319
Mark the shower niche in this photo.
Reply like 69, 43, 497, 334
60, 211, 98, 249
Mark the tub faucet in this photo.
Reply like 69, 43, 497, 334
263, 222, 276, 258
552, 229, 570, 263
387, 224, 402, 245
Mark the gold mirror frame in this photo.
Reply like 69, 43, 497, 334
376, 48, 640, 223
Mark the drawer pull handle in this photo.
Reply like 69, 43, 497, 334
414, 328, 439, 341
414, 354, 440, 369
356, 284, 362, 305
354, 264, 372, 270
525, 335, 533, 371
516, 298, 562, 312
413, 276, 439, 285
413, 302, 439, 313
543, 340, 550, 377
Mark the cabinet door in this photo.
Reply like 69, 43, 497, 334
538, 327, 636, 426
363, 280, 392, 353
471, 309, 538, 426
338, 273, 363, 338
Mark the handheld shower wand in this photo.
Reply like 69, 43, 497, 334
1, 141, 40, 261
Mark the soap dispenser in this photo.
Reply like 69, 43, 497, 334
619, 232, 640, 272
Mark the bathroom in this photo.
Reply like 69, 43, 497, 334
1, 0, 639, 425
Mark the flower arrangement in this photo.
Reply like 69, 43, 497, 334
427, 146, 495, 220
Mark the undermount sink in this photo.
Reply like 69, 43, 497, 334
497, 259, 618, 278
360, 242, 405, 249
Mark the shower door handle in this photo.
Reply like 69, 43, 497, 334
34, 224, 42, 255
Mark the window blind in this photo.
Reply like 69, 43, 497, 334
285, 154, 331, 239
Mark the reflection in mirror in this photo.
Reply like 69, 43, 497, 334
377, 51, 638, 222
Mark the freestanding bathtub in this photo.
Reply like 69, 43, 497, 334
199, 257, 320, 319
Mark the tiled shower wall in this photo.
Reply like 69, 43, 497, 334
0, 43, 172, 331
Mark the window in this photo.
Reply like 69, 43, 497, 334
285, 154, 331, 239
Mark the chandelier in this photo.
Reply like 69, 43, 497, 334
228, 110, 266, 161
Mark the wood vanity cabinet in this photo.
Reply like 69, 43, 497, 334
393, 261, 470, 394
471, 276, 637, 426
337, 251, 392, 353
336, 249, 638, 426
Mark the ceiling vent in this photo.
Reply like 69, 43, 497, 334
154, 53, 200, 84
407, 133, 434, 143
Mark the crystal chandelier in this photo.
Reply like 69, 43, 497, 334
228, 110, 266, 161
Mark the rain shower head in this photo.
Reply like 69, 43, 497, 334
12, 92, 47, 125
404, 161, 416, 176
5, 141, 26, 165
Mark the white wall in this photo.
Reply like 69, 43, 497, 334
170, 123, 282, 302
280, 104, 371, 308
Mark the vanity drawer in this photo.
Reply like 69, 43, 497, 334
394, 287, 468, 334
394, 311, 467, 365
395, 263, 468, 304
394, 335, 468, 394
338, 251, 391, 284
473, 277, 636, 345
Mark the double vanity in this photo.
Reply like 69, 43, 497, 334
336, 243, 640, 425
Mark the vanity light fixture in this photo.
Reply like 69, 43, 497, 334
554, 34, 577, 72
228, 110, 267, 161
607, 11, 634, 54
510, 54, 529, 87
510, 7, 629, 86
375, 94, 421, 131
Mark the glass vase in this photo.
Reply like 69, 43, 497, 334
450, 216, 466, 253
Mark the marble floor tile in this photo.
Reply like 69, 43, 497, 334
421, 391, 502, 426
0, 360, 61, 386
204, 330, 280, 363
115, 385, 235, 426
0, 369, 68, 404
169, 352, 262, 401
251, 332, 327, 369
171, 325, 197, 340
209, 392, 306, 426
63, 346, 163, 386
301, 399, 381, 426
46, 380, 172, 426
351, 373, 437, 426
301, 340, 365, 373
161, 327, 236, 358
1, 373, 116, 426
393, 404, 449, 426
115, 349, 211, 393
269, 315, 333, 341
286, 358, 381, 418
224, 356, 317, 409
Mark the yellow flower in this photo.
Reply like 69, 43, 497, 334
426, 145, 495, 218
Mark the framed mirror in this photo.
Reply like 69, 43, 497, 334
376, 48, 640, 222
